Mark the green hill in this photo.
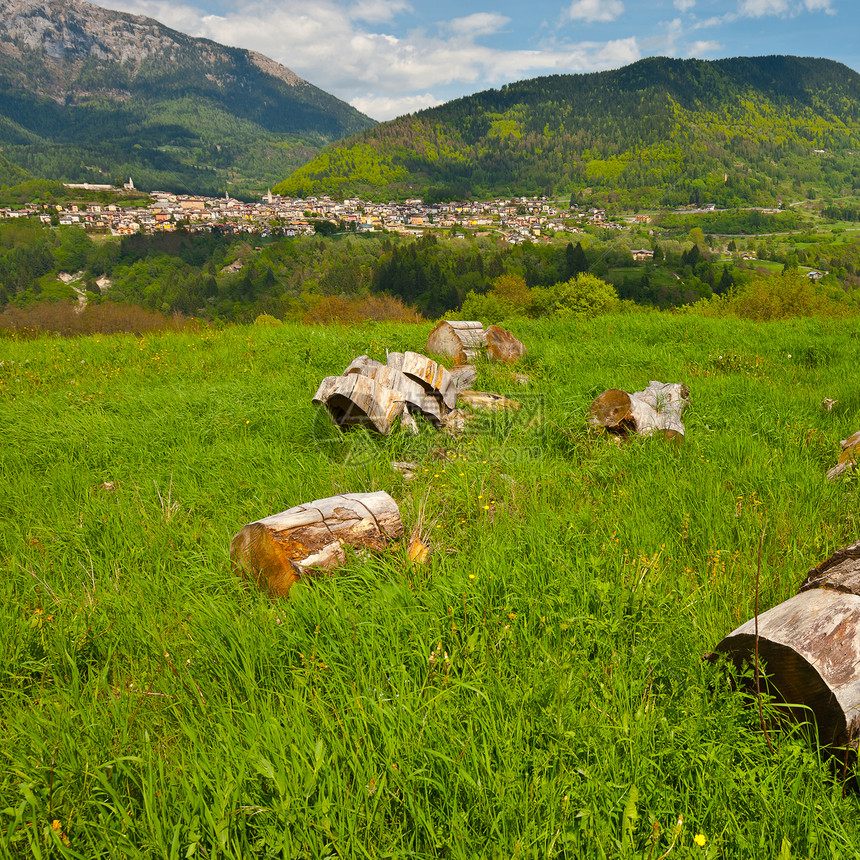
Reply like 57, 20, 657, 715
275, 55, 860, 206
0, 0, 376, 196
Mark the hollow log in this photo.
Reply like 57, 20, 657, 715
826, 430, 860, 480
484, 325, 526, 363
386, 351, 457, 410
355, 363, 445, 427
230, 491, 404, 598
589, 381, 689, 439
426, 320, 486, 365
712, 540, 860, 749
312, 374, 405, 435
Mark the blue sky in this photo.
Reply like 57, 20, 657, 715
96, 0, 857, 121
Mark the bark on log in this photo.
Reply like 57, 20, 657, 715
426, 320, 486, 365
484, 325, 526, 363
826, 430, 860, 480
230, 491, 403, 598
589, 381, 690, 439
713, 540, 860, 749
312, 374, 405, 435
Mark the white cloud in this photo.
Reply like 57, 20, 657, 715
566, 0, 624, 24
686, 40, 722, 56
349, 0, 412, 24
94, 0, 640, 120
739, 0, 790, 14
674, 0, 696, 10
446, 13, 510, 37
802, 0, 835, 11
351, 92, 443, 120
738, 0, 833, 16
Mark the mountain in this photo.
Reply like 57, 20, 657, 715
274, 56, 860, 207
0, 0, 375, 195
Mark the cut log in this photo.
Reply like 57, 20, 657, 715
826, 430, 860, 480
484, 325, 526, 363
589, 381, 690, 439
230, 491, 404, 598
712, 540, 860, 750
426, 320, 486, 365
386, 351, 457, 411
312, 374, 405, 435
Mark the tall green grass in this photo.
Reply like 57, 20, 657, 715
1, 314, 859, 858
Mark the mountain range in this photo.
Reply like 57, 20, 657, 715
0, 0, 375, 195
275, 55, 860, 208
1, 0, 860, 208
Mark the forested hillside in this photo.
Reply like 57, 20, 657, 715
276, 56, 860, 206
5, 213, 860, 329
0, 0, 376, 195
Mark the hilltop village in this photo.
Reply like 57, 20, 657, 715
11, 187, 631, 242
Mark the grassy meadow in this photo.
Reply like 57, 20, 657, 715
1, 312, 860, 858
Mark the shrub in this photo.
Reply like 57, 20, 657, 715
254, 313, 282, 327
530, 273, 618, 318
302, 294, 421, 325
0, 301, 186, 337
694, 271, 858, 321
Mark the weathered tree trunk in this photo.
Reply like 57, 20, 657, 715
386, 351, 458, 410
356, 363, 445, 426
312, 374, 405, 434
589, 381, 690, 439
712, 540, 860, 750
826, 430, 860, 480
230, 491, 403, 598
426, 320, 486, 365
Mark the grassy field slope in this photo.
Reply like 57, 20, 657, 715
1, 314, 859, 857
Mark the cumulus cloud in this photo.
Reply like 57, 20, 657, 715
349, 0, 412, 24
566, 0, 624, 24
95, 0, 641, 120
350, 92, 443, 120
686, 40, 722, 56
446, 12, 510, 38
738, 0, 833, 16
674, 0, 695, 10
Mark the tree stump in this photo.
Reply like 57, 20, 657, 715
425, 320, 486, 365
230, 491, 404, 598
826, 430, 860, 480
712, 540, 860, 749
588, 381, 690, 439
485, 324, 526, 363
